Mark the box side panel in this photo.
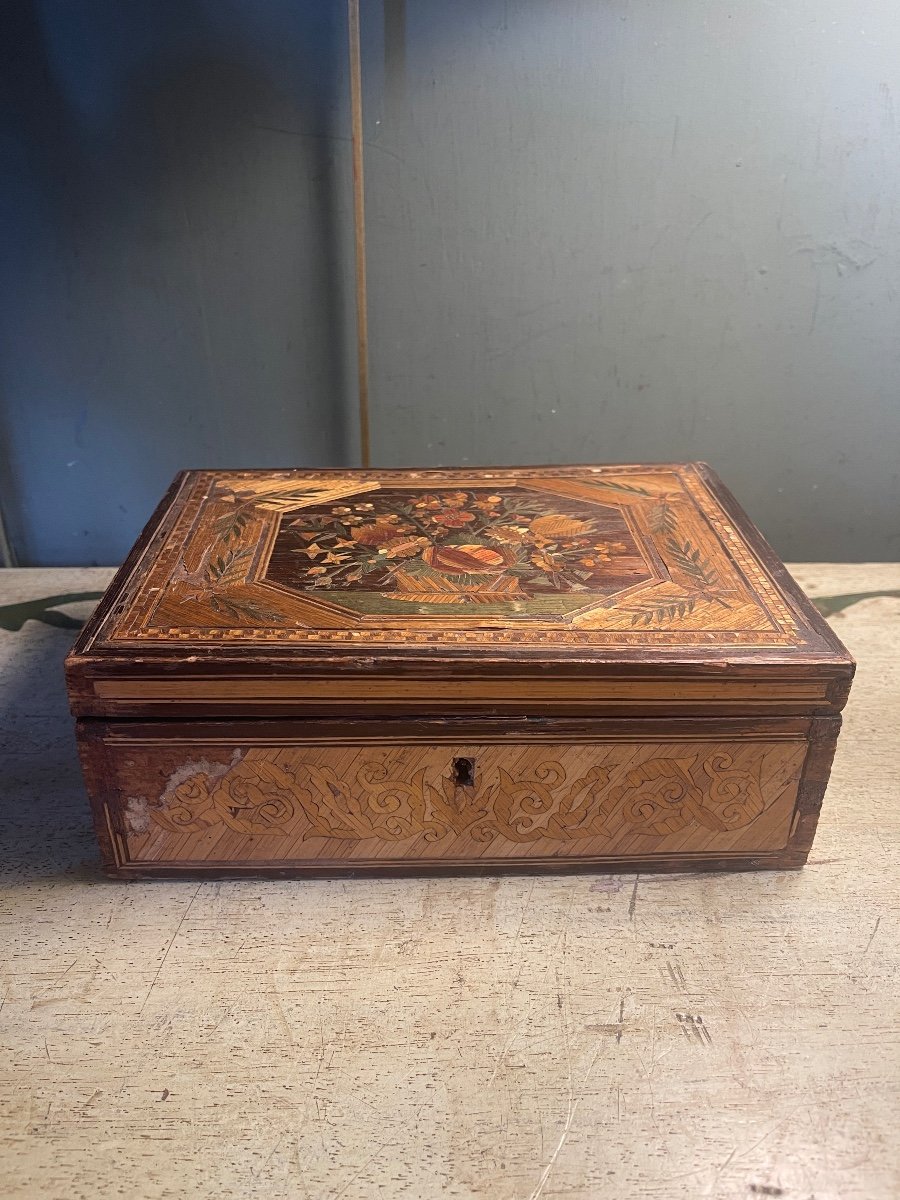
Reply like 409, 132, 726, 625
75, 716, 839, 877
75, 721, 121, 872
784, 715, 842, 866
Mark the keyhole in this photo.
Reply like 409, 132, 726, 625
452, 757, 476, 789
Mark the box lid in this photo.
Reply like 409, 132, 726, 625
66, 464, 853, 718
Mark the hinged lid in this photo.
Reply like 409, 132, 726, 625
66, 464, 853, 718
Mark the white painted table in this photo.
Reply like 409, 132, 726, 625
0, 565, 898, 1199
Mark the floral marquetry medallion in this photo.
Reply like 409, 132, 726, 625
264, 486, 656, 618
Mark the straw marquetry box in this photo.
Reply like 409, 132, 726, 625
66, 464, 852, 877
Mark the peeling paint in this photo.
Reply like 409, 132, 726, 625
159, 748, 244, 807
124, 796, 151, 836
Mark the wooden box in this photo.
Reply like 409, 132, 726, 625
66, 464, 853, 878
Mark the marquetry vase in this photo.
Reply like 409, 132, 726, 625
66, 463, 853, 877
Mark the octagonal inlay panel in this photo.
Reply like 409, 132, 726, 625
264, 486, 657, 620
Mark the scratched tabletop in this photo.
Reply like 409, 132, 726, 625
0, 565, 898, 1200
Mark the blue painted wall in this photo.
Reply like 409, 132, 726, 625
1, 0, 355, 565
3, 1, 900, 563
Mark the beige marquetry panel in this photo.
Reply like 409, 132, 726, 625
111, 737, 807, 866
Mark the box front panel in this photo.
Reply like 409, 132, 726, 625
78, 718, 828, 875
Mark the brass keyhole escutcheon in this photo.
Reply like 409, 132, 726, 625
451, 757, 476, 789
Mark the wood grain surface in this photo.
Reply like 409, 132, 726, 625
2, 565, 897, 1198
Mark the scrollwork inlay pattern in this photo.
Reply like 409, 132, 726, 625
147, 748, 769, 844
